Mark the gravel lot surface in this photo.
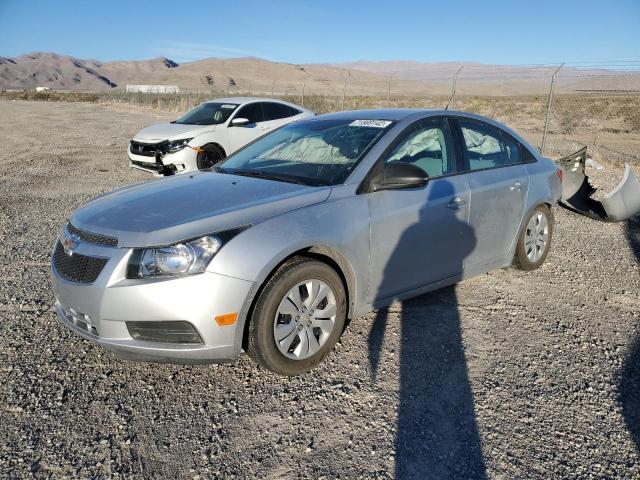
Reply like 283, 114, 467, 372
0, 101, 639, 479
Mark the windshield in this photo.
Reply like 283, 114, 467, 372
217, 118, 394, 186
174, 102, 238, 125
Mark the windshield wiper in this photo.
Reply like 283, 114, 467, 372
226, 169, 313, 186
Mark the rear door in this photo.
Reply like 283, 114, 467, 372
367, 117, 474, 302
453, 118, 529, 269
227, 102, 267, 153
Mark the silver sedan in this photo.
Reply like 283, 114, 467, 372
51, 109, 562, 375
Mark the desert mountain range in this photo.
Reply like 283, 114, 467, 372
1, 52, 638, 95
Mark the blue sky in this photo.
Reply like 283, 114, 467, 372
0, 0, 638, 65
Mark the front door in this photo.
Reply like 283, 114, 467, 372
227, 102, 267, 153
367, 118, 474, 303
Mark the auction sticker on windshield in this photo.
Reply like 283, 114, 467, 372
349, 120, 392, 128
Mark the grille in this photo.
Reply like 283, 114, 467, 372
53, 241, 108, 284
130, 140, 165, 157
130, 159, 163, 172
67, 223, 118, 247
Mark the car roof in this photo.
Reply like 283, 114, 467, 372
315, 108, 459, 121
203, 97, 296, 105
310, 109, 537, 152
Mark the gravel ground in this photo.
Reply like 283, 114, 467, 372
0, 101, 639, 479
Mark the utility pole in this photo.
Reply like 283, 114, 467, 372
541, 63, 564, 155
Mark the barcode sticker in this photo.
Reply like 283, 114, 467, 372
349, 120, 392, 128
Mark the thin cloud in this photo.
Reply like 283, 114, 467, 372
152, 42, 261, 62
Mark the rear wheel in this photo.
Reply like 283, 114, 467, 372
196, 144, 225, 170
514, 204, 554, 270
248, 257, 346, 375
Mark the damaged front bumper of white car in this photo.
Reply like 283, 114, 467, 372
557, 146, 640, 222
128, 139, 200, 176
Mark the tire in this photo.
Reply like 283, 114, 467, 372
514, 204, 554, 271
247, 257, 347, 375
196, 144, 225, 170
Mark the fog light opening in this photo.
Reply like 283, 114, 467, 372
126, 321, 204, 344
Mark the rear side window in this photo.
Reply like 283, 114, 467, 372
458, 119, 508, 171
235, 103, 265, 124
501, 132, 522, 165
384, 118, 455, 178
263, 102, 301, 121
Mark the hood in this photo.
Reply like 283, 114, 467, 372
133, 122, 215, 142
71, 172, 332, 247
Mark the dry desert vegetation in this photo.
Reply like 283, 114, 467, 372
0, 98, 639, 479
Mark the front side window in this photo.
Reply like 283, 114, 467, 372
174, 103, 238, 125
218, 119, 394, 185
384, 119, 455, 177
458, 119, 508, 171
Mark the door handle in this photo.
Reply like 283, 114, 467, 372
447, 196, 466, 209
510, 181, 523, 191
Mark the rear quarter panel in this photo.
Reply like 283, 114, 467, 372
525, 156, 562, 209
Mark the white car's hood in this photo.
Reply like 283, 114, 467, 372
133, 122, 215, 142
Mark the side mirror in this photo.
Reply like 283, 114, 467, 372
230, 117, 250, 127
371, 162, 429, 191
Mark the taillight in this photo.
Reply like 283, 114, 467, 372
556, 168, 563, 182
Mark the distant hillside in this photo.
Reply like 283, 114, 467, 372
1, 52, 639, 95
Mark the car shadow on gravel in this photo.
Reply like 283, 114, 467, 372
367, 179, 486, 479
620, 216, 640, 453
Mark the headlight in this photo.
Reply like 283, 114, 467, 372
165, 138, 193, 153
128, 236, 221, 279
126, 227, 249, 279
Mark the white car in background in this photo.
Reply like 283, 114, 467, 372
128, 97, 314, 175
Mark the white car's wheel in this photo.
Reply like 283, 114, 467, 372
197, 144, 225, 170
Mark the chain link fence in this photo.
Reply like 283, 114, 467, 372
2, 62, 639, 163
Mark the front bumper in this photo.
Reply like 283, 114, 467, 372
51, 236, 254, 364
128, 143, 199, 176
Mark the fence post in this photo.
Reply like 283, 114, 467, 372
341, 72, 350, 110
541, 63, 564, 155
301, 83, 305, 107
386, 74, 394, 108
445, 66, 464, 110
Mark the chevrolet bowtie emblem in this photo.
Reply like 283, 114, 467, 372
62, 233, 80, 256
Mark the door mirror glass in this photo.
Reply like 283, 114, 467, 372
230, 117, 250, 127
371, 162, 428, 191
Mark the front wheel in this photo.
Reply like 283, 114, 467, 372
514, 204, 554, 271
247, 257, 347, 375
196, 144, 225, 170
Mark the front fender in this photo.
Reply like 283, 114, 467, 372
191, 130, 229, 154
206, 191, 371, 353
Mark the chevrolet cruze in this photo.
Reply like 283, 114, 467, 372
52, 109, 562, 375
